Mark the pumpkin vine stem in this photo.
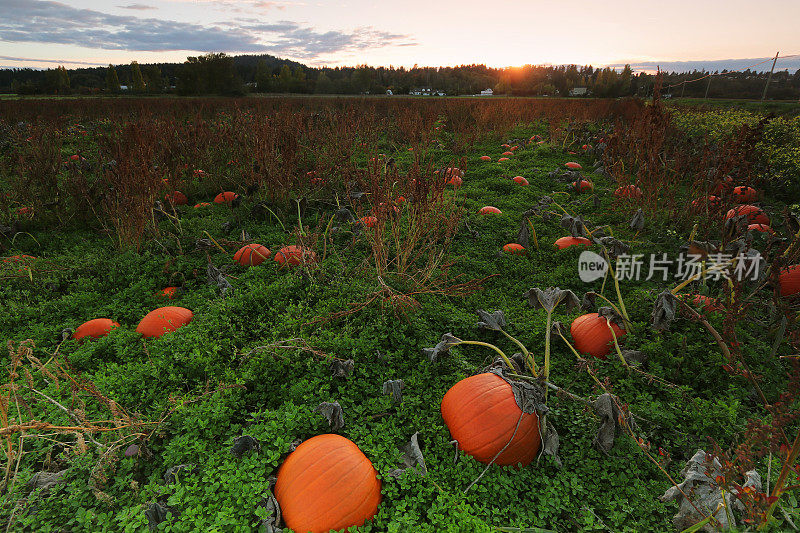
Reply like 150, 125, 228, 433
452, 341, 525, 377
584, 291, 633, 332
606, 318, 631, 370
497, 329, 533, 373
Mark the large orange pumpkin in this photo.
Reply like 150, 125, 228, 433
480, 156, 491, 161
275, 434, 381, 533
565, 162, 582, 170
512, 176, 529, 186
779, 265, 800, 297
726, 205, 769, 226
214, 191, 238, 204
570, 313, 626, 359
160, 286, 179, 299
479, 206, 502, 215
554, 236, 591, 249
441, 373, 541, 466
234, 244, 271, 266
73, 318, 119, 341
274, 245, 318, 268
136, 306, 193, 338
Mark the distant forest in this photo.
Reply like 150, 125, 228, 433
1, 52, 799, 99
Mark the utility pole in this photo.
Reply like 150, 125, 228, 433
704, 74, 712, 99
761, 51, 780, 102
680, 80, 686, 98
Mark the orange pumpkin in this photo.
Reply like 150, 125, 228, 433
360, 216, 378, 228
503, 243, 525, 255
275, 434, 381, 533
502, 151, 514, 156
73, 318, 119, 341
565, 162, 582, 170
441, 373, 541, 466
684, 294, 722, 312
214, 191, 238, 204
136, 306, 193, 338
573, 180, 593, 192
448, 175, 463, 188
498, 157, 510, 162
726, 205, 769, 226
570, 313, 626, 359
779, 265, 800, 297
614, 185, 642, 199
165, 191, 188, 205
554, 236, 591, 249
194, 202, 211, 208
512, 176, 529, 186
234, 244, 271, 267
275, 245, 318, 268
479, 206, 502, 215
733, 186, 758, 203
160, 286, 179, 299
480, 156, 491, 161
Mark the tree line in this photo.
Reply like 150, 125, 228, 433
1, 52, 799, 100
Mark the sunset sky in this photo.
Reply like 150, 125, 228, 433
2, 0, 799, 72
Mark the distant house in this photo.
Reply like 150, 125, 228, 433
480, 88, 493, 96
410, 87, 446, 96
569, 87, 589, 97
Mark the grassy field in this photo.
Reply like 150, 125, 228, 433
1, 96, 799, 532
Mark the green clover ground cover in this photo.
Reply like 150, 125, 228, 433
0, 115, 790, 532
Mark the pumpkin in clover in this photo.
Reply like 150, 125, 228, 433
502, 151, 514, 156
441, 373, 541, 466
73, 318, 119, 341
726, 205, 769, 226
274, 245, 318, 268
503, 243, 526, 255
498, 157, 510, 162
570, 313, 626, 359
480, 155, 492, 161
779, 265, 800, 297
565, 162, 582, 170
479, 206, 502, 215
554, 236, 591, 249
214, 191, 238, 204
136, 306, 193, 338
573, 180, 594, 192
160, 286, 179, 299
512, 176, 529, 186
275, 434, 381, 533
234, 244, 271, 267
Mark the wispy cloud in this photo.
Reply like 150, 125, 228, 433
116, 4, 156, 10
0, 0, 415, 58
0, 55, 107, 66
